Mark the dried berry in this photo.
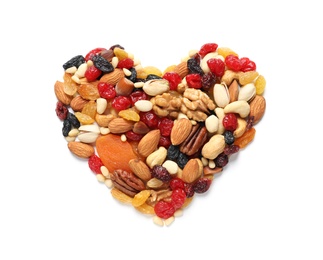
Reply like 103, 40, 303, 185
167, 145, 180, 161
240, 57, 256, 72
170, 177, 185, 190
193, 178, 212, 194
85, 47, 107, 61
97, 82, 116, 99
184, 183, 194, 198
62, 55, 85, 70
186, 73, 202, 89
55, 101, 68, 120
171, 188, 186, 210
158, 117, 174, 137
215, 153, 228, 167
67, 112, 80, 128
207, 58, 225, 77
84, 65, 102, 81
198, 43, 218, 58
222, 113, 238, 131
92, 55, 114, 73
139, 111, 160, 129
112, 96, 132, 111
224, 144, 240, 155
117, 58, 134, 69
126, 67, 137, 83
163, 72, 182, 91
223, 130, 235, 145
225, 55, 242, 72
187, 57, 204, 75
146, 74, 162, 81
151, 165, 171, 182
88, 154, 104, 174
154, 200, 175, 219
177, 152, 189, 169
201, 72, 216, 91
62, 119, 71, 137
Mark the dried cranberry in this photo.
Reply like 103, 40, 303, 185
215, 153, 229, 168
224, 144, 240, 155
112, 96, 132, 111
125, 131, 143, 142
130, 90, 148, 106
139, 111, 160, 129
170, 177, 185, 190
85, 47, 106, 61
193, 178, 212, 194
162, 72, 182, 91
117, 58, 134, 69
55, 101, 68, 120
184, 183, 195, 198
222, 113, 238, 131
201, 72, 216, 91
151, 165, 171, 182
154, 200, 175, 219
158, 117, 174, 137
84, 65, 102, 81
207, 58, 225, 77
240, 57, 256, 72
171, 188, 186, 210
198, 43, 218, 58
186, 73, 202, 89
225, 55, 241, 72
88, 154, 104, 174
97, 82, 116, 99
159, 136, 171, 149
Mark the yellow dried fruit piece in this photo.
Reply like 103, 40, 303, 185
135, 203, 155, 215
113, 47, 128, 60
78, 83, 100, 100
118, 109, 140, 122
255, 75, 266, 95
81, 100, 97, 119
234, 127, 256, 148
136, 66, 163, 79
111, 188, 133, 204
63, 72, 78, 96
75, 112, 95, 125
217, 47, 238, 58
238, 71, 259, 85
132, 190, 151, 207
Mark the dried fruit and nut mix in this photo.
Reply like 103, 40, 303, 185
54, 43, 266, 226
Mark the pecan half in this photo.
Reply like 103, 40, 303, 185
180, 124, 208, 156
110, 169, 145, 197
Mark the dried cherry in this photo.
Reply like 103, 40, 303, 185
154, 200, 175, 219
171, 188, 186, 210
88, 154, 104, 174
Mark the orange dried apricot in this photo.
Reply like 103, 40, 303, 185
234, 127, 256, 148
96, 134, 138, 173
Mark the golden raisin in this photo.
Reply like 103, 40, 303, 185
75, 112, 95, 125
113, 47, 128, 60
217, 47, 238, 58
78, 82, 100, 100
135, 203, 155, 215
255, 75, 266, 95
132, 190, 151, 207
118, 109, 140, 122
81, 100, 97, 119
111, 188, 133, 204
238, 71, 259, 85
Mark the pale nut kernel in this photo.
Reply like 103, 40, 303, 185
143, 79, 170, 96
96, 98, 108, 114
201, 134, 225, 160
134, 100, 153, 112
147, 178, 164, 189
215, 107, 225, 134
224, 100, 250, 118
213, 83, 230, 108
234, 117, 247, 138
205, 115, 219, 134
162, 160, 179, 175
77, 132, 99, 143
146, 146, 167, 169
238, 83, 256, 102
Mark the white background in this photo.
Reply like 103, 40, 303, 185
1, 1, 322, 259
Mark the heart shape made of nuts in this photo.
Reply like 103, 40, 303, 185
54, 43, 266, 226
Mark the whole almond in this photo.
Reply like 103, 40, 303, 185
70, 95, 88, 111
138, 129, 161, 157
54, 80, 73, 105
181, 158, 203, 183
170, 118, 192, 145
129, 159, 152, 182
228, 79, 240, 103
174, 61, 189, 78
108, 117, 134, 134
68, 141, 94, 158
99, 68, 124, 86
249, 95, 266, 124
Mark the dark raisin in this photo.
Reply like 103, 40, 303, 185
109, 44, 124, 50
223, 131, 235, 145
184, 183, 195, 198
151, 165, 171, 182
55, 101, 68, 120
126, 68, 137, 83
167, 145, 180, 161
62, 119, 71, 137
193, 178, 212, 194
62, 55, 85, 70
201, 72, 216, 91
92, 55, 114, 73
146, 74, 162, 81
215, 153, 229, 167
67, 113, 80, 128
187, 57, 204, 76
177, 152, 189, 169
224, 145, 240, 155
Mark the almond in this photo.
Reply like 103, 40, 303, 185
70, 95, 88, 111
138, 129, 160, 157
108, 117, 134, 134
54, 80, 73, 105
181, 158, 203, 183
99, 68, 124, 86
228, 79, 240, 103
174, 61, 189, 78
67, 141, 94, 158
170, 118, 192, 145
129, 159, 152, 182
249, 95, 266, 124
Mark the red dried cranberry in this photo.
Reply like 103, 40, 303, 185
88, 154, 104, 174
84, 65, 102, 81
154, 200, 175, 219
224, 144, 240, 155
198, 43, 218, 58
159, 136, 171, 149
170, 177, 185, 190
112, 96, 132, 111
193, 178, 212, 194
55, 101, 68, 120
162, 72, 182, 90
125, 131, 143, 141
171, 188, 186, 210
225, 55, 242, 72
207, 58, 225, 77
186, 73, 202, 89
215, 153, 229, 167
117, 58, 134, 69
158, 117, 174, 137
139, 111, 160, 129
184, 183, 195, 198
85, 47, 107, 61
201, 72, 216, 91
222, 113, 238, 131
97, 82, 116, 99
130, 90, 148, 106
240, 57, 256, 72
151, 165, 171, 182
